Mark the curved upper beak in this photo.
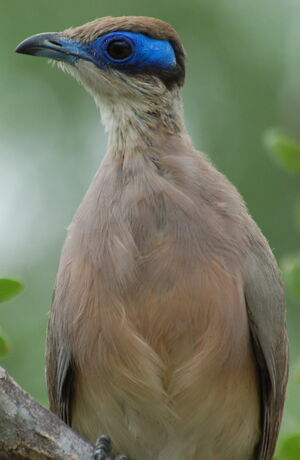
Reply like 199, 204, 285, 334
15, 32, 90, 64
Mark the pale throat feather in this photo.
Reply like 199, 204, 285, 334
63, 59, 188, 155
98, 92, 186, 155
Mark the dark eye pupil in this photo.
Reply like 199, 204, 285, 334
107, 40, 132, 60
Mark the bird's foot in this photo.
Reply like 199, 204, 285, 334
94, 434, 129, 460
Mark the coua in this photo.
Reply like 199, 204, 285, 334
16, 16, 288, 460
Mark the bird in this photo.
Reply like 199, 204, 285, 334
16, 16, 288, 460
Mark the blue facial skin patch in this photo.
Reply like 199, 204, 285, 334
87, 31, 177, 71
15, 31, 177, 73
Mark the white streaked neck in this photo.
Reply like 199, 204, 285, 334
96, 89, 187, 153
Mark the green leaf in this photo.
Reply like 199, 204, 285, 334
277, 432, 300, 460
0, 278, 24, 303
264, 128, 300, 174
0, 328, 9, 356
281, 255, 300, 300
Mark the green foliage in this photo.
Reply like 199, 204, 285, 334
0, 278, 23, 356
277, 432, 300, 460
0, 278, 24, 303
281, 255, 300, 301
265, 130, 300, 458
264, 129, 300, 175
0, 327, 9, 357
293, 197, 300, 235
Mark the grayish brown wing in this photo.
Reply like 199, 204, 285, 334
244, 237, 289, 460
45, 304, 74, 426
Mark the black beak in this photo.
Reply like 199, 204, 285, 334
15, 32, 90, 64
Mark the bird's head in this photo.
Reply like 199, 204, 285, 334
16, 16, 185, 105
16, 16, 188, 151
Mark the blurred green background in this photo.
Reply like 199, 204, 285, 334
1, 0, 300, 454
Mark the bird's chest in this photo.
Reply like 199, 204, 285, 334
66, 176, 237, 370
60, 182, 171, 351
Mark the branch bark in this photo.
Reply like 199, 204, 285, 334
0, 366, 93, 459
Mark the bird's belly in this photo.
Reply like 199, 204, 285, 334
71, 349, 259, 460
70, 262, 260, 460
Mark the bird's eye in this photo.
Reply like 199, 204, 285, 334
107, 40, 132, 60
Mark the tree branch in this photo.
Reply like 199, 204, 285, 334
0, 366, 93, 459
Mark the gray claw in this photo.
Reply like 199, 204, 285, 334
93, 434, 129, 460
94, 434, 112, 460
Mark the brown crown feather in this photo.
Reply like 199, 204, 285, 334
63, 16, 186, 87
